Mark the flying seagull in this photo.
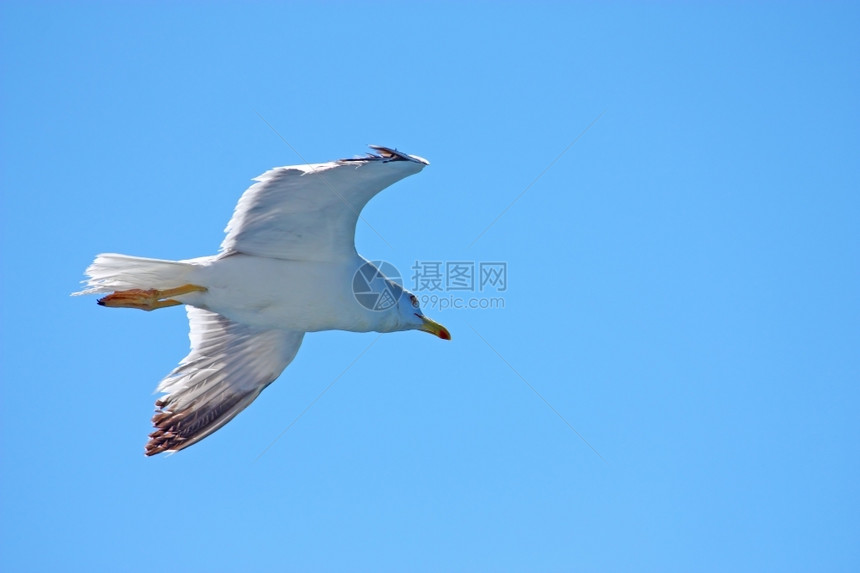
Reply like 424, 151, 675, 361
76, 146, 450, 456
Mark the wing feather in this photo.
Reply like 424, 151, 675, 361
145, 307, 304, 455
219, 147, 427, 261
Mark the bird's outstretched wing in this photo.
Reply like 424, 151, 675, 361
145, 306, 304, 455
220, 146, 428, 261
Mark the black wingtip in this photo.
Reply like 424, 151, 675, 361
339, 145, 429, 166
368, 145, 429, 165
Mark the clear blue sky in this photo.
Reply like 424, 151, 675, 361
2, 2, 858, 572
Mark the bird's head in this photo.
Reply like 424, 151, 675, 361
398, 289, 451, 340
352, 260, 450, 339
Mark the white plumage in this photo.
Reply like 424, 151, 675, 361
76, 146, 449, 455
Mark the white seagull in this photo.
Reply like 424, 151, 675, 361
76, 146, 450, 456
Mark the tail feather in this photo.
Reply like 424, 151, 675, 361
74, 253, 204, 295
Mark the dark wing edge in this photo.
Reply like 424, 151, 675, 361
339, 145, 429, 166
147, 386, 263, 456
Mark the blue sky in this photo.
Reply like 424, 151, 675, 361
2, 2, 858, 571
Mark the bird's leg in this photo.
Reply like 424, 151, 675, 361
97, 284, 208, 311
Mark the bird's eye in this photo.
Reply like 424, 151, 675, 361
410, 294, 419, 308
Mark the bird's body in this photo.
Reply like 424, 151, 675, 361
76, 146, 450, 455
190, 254, 386, 332
114, 253, 402, 333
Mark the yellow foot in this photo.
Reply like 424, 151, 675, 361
97, 284, 207, 311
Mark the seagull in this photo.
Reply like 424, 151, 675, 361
76, 146, 450, 456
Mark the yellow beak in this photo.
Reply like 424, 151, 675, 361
419, 315, 451, 340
